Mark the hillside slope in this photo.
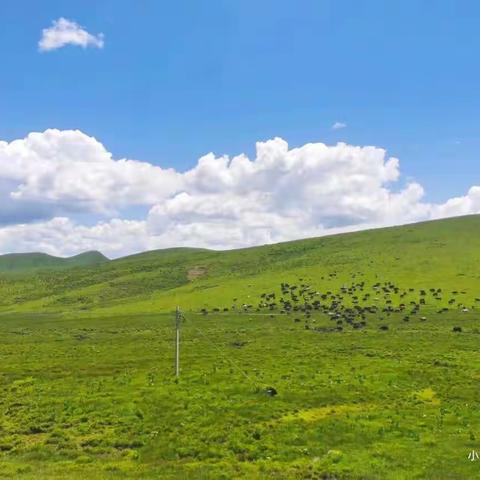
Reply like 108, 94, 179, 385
0, 217, 479, 479
0, 250, 109, 273
0, 215, 478, 314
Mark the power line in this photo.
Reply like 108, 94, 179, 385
175, 306, 181, 378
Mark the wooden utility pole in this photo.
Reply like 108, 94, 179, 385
175, 306, 181, 378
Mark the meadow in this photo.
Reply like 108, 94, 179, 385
0, 215, 479, 478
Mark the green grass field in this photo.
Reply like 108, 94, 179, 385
0, 216, 479, 478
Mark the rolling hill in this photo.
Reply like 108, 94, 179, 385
0, 215, 478, 314
0, 250, 109, 273
1, 215, 480, 479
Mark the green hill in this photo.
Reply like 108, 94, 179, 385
0, 250, 109, 273
0, 215, 480, 479
0, 215, 478, 314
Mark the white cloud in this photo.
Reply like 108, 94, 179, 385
332, 121, 347, 130
39, 18, 104, 52
431, 186, 480, 219
0, 129, 478, 257
0, 129, 181, 217
0, 217, 148, 258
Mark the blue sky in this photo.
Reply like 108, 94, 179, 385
0, 1, 478, 257
1, 0, 479, 199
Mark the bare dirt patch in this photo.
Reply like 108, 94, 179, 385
187, 266, 207, 281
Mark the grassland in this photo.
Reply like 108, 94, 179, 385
0, 216, 479, 478
0, 215, 479, 315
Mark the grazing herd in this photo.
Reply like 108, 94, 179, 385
200, 273, 478, 333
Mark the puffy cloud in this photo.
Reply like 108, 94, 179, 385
0, 129, 478, 257
332, 121, 347, 130
39, 18, 104, 52
431, 186, 480, 219
148, 138, 415, 246
0, 218, 146, 258
0, 129, 181, 217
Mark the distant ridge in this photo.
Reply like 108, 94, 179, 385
0, 250, 109, 273
0, 214, 477, 313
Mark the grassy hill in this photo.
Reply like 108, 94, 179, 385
0, 215, 480, 479
0, 215, 478, 314
0, 251, 109, 273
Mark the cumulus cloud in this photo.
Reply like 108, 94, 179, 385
0, 218, 149, 258
332, 121, 347, 130
39, 18, 104, 52
431, 186, 480, 219
0, 129, 478, 257
0, 129, 181, 217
